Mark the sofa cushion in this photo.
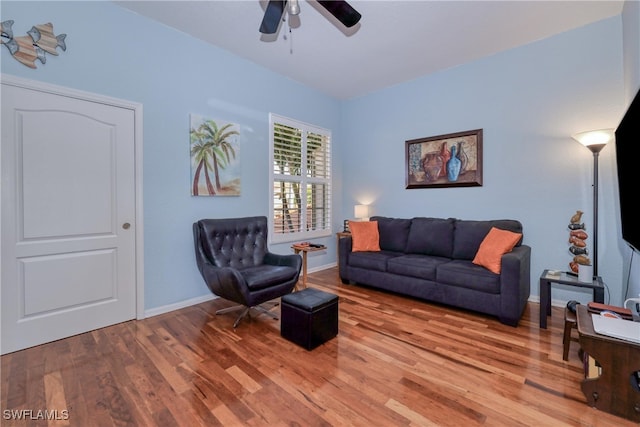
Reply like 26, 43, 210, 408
349, 220, 381, 252
371, 216, 412, 252
387, 254, 450, 281
452, 219, 523, 260
472, 227, 522, 274
348, 251, 398, 272
405, 217, 455, 258
436, 260, 502, 294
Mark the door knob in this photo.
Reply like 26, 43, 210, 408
122, 223, 131, 230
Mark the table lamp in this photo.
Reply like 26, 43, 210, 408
354, 204, 369, 221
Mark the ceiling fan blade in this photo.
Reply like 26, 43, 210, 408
317, 1, 361, 28
259, 0, 287, 34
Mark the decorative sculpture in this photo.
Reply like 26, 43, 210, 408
570, 210, 584, 224
568, 210, 590, 273
568, 236, 586, 247
1, 20, 66, 69
570, 230, 588, 240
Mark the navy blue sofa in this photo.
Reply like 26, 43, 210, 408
338, 216, 531, 326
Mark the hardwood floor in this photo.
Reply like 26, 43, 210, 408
1, 267, 637, 426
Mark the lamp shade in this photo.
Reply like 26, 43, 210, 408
354, 204, 369, 220
572, 129, 614, 153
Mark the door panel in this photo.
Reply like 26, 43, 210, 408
1, 77, 139, 354
22, 250, 115, 315
21, 110, 115, 238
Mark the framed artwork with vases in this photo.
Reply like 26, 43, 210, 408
405, 129, 483, 189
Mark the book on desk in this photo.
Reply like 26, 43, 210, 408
587, 301, 633, 319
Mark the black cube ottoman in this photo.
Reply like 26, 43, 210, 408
281, 288, 338, 350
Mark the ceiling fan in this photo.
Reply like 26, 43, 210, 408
259, 0, 362, 34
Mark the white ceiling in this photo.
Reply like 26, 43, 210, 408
114, 0, 624, 100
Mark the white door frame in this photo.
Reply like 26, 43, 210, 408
0, 74, 145, 321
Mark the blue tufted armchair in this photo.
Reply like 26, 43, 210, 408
193, 216, 302, 328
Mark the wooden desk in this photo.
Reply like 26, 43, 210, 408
576, 305, 640, 422
539, 269, 604, 328
292, 244, 325, 290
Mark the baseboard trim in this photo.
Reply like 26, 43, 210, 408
308, 262, 337, 275
144, 293, 218, 319
527, 295, 576, 309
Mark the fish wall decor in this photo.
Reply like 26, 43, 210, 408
1, 20, 66, 69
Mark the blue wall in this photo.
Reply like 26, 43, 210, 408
2, 1, 638, 312
343, 17, 624, 303
342, 16, 628, 305
1, 1, 342, 312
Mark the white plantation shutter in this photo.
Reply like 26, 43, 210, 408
269, 114, 331, 243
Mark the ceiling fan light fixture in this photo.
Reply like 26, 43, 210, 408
259, 0, 361, 35
288, 0, 300, 16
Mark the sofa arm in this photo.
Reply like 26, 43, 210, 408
499, 245, 531, 326
338, 236, 352, 281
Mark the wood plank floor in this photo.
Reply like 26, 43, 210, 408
1, 267, 637, 426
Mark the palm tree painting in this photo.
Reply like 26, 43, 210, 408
190, 114, 241, 196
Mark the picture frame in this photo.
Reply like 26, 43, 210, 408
405, 128, 483, 189
190, 114, 241, 196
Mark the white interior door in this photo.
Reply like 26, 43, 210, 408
1, 76, 142, 354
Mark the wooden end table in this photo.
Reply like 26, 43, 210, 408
539, 269, 604, 328
292, 244, 325, 290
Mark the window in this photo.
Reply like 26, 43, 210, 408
269, 114, 331, 243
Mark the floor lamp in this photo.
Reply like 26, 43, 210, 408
572, 129, 614, 277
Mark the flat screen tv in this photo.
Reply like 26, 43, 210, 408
614, 87, 640, 252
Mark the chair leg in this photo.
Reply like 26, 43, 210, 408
252, 301, 280, 320
216, 300, 281, 328
216, 305, 246, 315
216, 304, 250, 328
232, 307, 250, 328
563, 307, 577, 361
562, 320, 572, 361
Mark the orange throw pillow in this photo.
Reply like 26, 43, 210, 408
349, 220, 380, 252
472, 227, 522, 274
